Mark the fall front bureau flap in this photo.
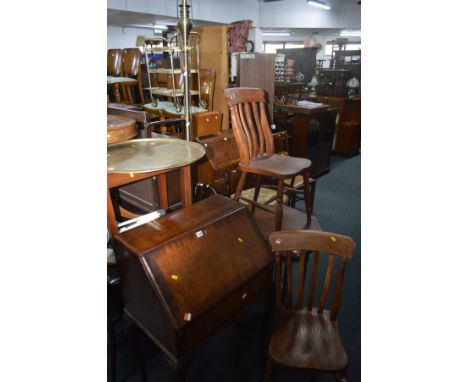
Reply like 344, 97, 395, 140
114, 195, 273, 331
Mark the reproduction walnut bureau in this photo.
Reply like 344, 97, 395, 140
113, 195, 273, 376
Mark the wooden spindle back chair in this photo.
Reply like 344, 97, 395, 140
224, 87, 314, 231
262, 230, 356, 382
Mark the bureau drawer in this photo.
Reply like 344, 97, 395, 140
185, 266, 273, 349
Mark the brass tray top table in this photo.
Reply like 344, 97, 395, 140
107, 138, 205, 237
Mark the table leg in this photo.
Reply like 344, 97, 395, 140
180, 166, 192, 206
291, 114, 310, 158
156, 174, 169, 209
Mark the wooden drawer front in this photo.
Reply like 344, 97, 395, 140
192, 112, 222, 138
212, 177, 229, 194
185, 266, 272, 349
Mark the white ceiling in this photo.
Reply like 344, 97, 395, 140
107, 0, 360, 33
107, 9, 220, 28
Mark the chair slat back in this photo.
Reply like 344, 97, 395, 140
224, 88, 274, 166
121, 48, 141, 77
108, 49, 122, 76
270, 230, 355, 321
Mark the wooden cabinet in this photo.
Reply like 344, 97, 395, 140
315, 95, 361, 156
193, 25, 230, 130
276, 47, 318, 85
237, 53, 276, 120
332, 49, 361, 81
285, 105, 338, 177
113, 195, 273, 370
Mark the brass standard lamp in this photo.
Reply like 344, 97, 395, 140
177, 0, 194, 141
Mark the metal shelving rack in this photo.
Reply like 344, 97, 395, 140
142, 34, 203, 113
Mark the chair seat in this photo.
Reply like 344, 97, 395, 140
244, 154, 311, 178
107, 76, 137, 84
269, 309, 348, 371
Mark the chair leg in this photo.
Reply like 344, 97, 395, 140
234, 171, 247, 201
275, 179, 284, 231
252, 175, 262, 212
261, 356, 274, 382
138, 76, 145, 105
303, 171, 312, 225
309, 177, 316, 216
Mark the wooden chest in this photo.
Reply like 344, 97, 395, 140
113, 195, 273, 366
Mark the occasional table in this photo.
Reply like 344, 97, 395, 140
107, 114, 137, 144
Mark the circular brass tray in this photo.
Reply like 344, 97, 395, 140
107, 138, 205, 174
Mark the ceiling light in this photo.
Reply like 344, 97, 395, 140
340, 30, 361, 37
263, 32, 290, 37
307, 0, 331, 10
153, 24, 168, 30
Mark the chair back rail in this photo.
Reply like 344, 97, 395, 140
269, 230, 355, 320
224, 87, 274, 165
108, 49, 122, 76
121, 48, 141, 77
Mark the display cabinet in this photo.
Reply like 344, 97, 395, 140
316, 68, 353, 97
